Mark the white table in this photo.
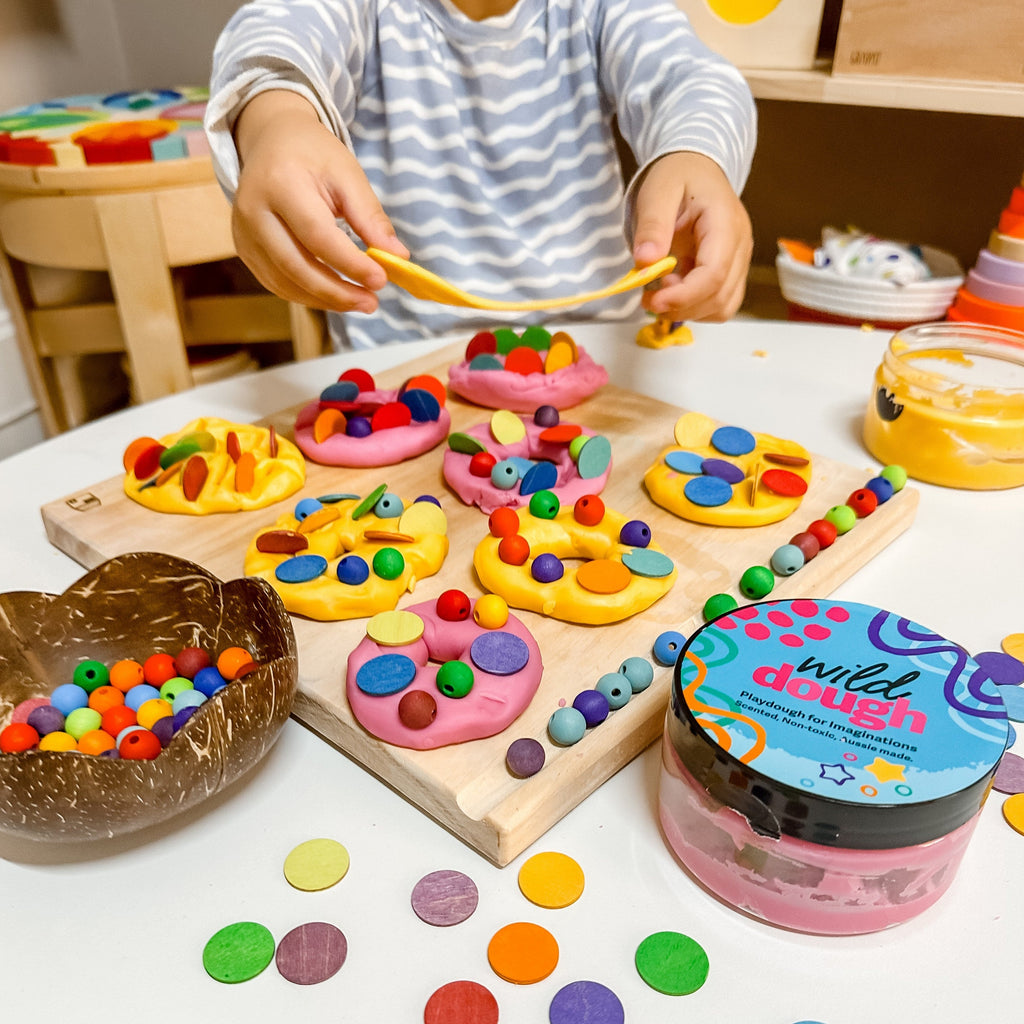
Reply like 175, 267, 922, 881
1, 320, 1020, 1023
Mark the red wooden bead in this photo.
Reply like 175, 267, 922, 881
436, 589, 472, 621
398, 689, 437, 730
504, 346, 545, 376
466, 331, 498, 359
498, 534, 531, 566
469, 452, 498, 477
102, 704, 137, 738
1, 722, 39, 753
174, 646, 212, 680
846, 488, 879, 517
488, 507, 520, 537
119, 728, 162, 760
807, 518, 838, 549
573, 494, 605, 526
143, 653, 177, 687
789, 531, 821, 562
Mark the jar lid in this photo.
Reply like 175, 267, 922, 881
669, 599, 1009, 849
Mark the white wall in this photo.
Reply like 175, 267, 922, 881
0, 0, 242, 456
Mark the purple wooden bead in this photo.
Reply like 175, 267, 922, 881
27, 704, 65, 736
531, 552, 564, 583
572, 688, 610, 726
533, 404, 560, 427
619, 519, 651, 548
172, 706, 200, 731
151, 715, 175, 748
346, 416, 373, 438
506, 737, 546, 777
414, 494, 442, 507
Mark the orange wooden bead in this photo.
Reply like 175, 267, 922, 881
88, 685, 125, 715
143, 653, 178, 687
498, 534, 530, 566
217, 646, 256, 681
0, 721, 39, 753
109, 659, 145, 693
101, 704, 137, 738
77, 729, 116, 756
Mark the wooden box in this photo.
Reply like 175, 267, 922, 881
676, 0, 826, 70
833, 0, 1024, 84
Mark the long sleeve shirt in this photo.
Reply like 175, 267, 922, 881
206, 0, 756, 348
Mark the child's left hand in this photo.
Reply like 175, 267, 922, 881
632, 151, 753, 322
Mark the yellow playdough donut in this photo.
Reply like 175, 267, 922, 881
473, 491, 676, 625
644, 412, 812, 527
123, 417, 305, 515
244, 489, 449, 621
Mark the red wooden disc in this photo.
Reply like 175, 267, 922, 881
424, 980, 499, 1024
760, 468, 808, 496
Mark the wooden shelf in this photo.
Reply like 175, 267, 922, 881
744, 63, 1024, 118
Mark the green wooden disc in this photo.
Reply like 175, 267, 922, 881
635, 931, 709, 995
203, 921, 276, 983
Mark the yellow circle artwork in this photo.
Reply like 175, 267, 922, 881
707, 0, 782, 25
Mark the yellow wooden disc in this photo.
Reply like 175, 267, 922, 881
517, 851, 585, 908
544, 334, 578, 374
673, 411, 717, 448
398, 500, 447, 537
366, 609, 425, 646
1003, 793, 1024, 835
283, 838, 350, 891
490, 409, 527, 445
1002, 632, 1024, 662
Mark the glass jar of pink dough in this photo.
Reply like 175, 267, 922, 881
658, 599, 1008, 935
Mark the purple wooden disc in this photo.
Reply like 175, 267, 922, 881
701, 457, 745, 484
975, 650, 1024, 686
994, 751, 1024, 794
548, 980, 624, 1024
506, 737, 546, 777
470, 631, 530, 676
411, 869, 479, 926
275, 921, 347, 985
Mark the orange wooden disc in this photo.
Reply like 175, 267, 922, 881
544, 333, 578, 373
297, 506, 341, 534
314, 407, 347, 443
504, 346, 545, 376
123, 436, 160, 473
487, 922, 558, 984
576, 559, 631, 595
182, 454, 208, 502
226, 430, 242, 463
234, 451, 256, 493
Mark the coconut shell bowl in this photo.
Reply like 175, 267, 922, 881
0, 552, 298, 841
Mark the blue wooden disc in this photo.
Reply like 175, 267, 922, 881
701, 457, 745, 484
683, 475, 733, 507
317, 493, 360, 503
622, 548, 674, 579
519, 460, 558, 496
275, 554, 328, 584
575, 434, 611, 479
470, 632, 530, 676
468, 353, 503, 371
399, 388, 441, 422
507, 456, 535, 478
664, 450, 705, 474
710, 425, 756, 456
320, 379, 360, 403
355, 653, 417, 696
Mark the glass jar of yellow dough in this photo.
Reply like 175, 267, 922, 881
863, 322, 1024, 489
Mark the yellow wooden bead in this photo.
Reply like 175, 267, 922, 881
473, 594, 509, 630
136, 697, 173, 730
39, 730, 77, 752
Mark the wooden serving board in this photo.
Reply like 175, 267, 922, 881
41, 341, 918, 865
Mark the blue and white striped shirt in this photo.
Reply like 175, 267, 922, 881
206, 0, 756, 348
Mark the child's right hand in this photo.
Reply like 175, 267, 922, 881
231, 90, 408, 313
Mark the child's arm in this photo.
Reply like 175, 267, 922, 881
632, 150, 752, 322
230, 90, 408, 314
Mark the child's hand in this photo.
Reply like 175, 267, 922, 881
231, 90, 408, 313
632, 151, 752, 322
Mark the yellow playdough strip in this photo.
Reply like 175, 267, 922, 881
367, 248, 676, 311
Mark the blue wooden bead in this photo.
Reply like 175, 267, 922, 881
618, 657, 654, 693
294, 497, 324, 521
653, 630, 686, 667
619, 520, 651, 547
193, 667, 228, 698
595, 672, 631, 710
548, 706, 587, 745
770, 543, 805, 576
51, 683, 89, 716
865, 476, 895, 504
172, 689, 207, 715
337, 554, 370, 585
491, 460, 520, 490
374, 492, 404, 518
572, 689, 610, 726
124, 684, 161, 711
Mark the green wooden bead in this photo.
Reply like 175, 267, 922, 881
880, 464, 908, 491
824, 503, 857, 535
72, 659, 109, 693
703, 592, 738, 621
528, 489, 560, 520
372, 547, 406, 580
436, 660, 474, 699
739, 565, 774, 600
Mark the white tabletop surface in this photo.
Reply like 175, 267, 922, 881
1, 319, 1020, 1023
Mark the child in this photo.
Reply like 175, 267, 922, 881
205, 0, 756, 349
